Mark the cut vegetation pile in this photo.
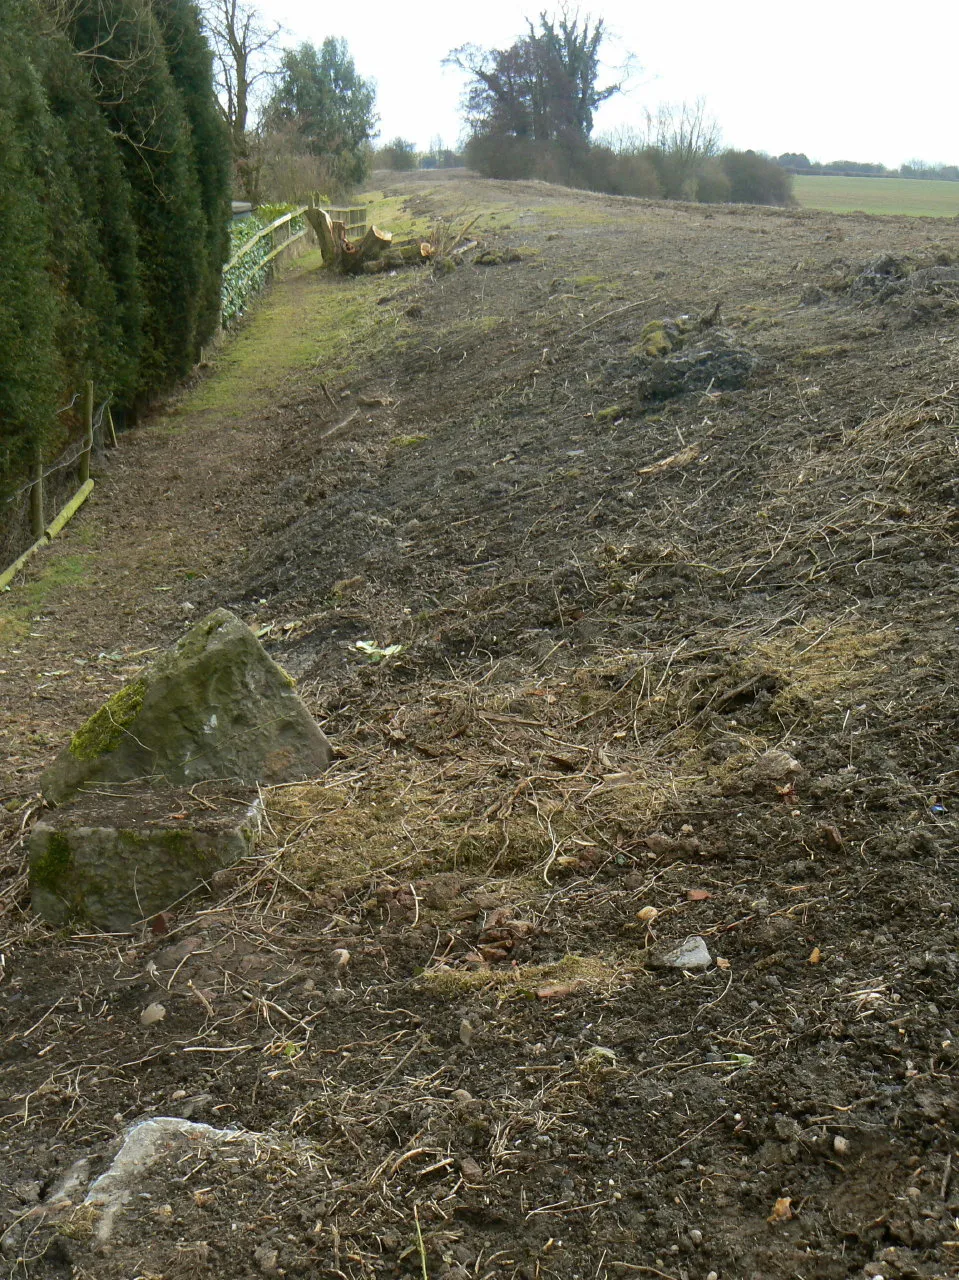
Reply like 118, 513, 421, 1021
1, 173, 958, 1280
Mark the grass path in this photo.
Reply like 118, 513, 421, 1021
0, 250, 389, 792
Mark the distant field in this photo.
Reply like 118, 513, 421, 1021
795, 174, 959, 217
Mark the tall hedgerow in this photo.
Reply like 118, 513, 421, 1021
0, 0, 231, 511
154, 0, 232, 347
67, 0, 207, 395
0, 0, 61, 497
36, 32, 144, 415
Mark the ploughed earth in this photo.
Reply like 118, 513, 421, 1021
1, 171, 959, 1280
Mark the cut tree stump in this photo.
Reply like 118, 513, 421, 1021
305, 206, 393, 274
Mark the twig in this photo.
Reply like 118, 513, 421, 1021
413, 1203, 429, 1280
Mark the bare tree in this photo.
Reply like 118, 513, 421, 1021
640, 99, 721, 198
200, 0, 279, 156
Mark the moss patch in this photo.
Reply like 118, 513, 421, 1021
419, 952, 629, 998
69, 678, 147, 761
30, 830, 75, 894
595, 404, 625, 422
793, 344, 851, 365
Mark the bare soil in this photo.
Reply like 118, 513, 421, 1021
2, 172, 959, 1280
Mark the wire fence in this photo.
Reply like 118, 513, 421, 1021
0, 387, 112, 584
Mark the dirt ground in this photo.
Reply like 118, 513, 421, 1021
2, 171, 959, 1280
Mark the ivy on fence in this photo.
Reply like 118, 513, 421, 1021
221, 208, 308, 327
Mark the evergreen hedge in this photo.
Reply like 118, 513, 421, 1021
0, 0, 231, 506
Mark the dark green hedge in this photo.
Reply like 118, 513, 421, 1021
0, 0, 230, 502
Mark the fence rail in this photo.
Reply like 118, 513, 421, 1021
221, 204, 368, 326
0, 380, 109, 590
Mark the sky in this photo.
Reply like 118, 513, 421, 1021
260, 0, 958, 168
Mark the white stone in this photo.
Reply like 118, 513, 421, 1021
657, 935, 712, 970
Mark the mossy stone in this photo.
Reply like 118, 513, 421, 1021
41, 609, 331, 804
29, 793, 262, 929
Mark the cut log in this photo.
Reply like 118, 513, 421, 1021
305, 206, 338, 266
396, 240, 433, 264
341, 225, 393, 275
307, 207, 422, 275
357, 224, 392, 260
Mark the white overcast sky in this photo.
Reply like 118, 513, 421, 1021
260, 0, 958, 168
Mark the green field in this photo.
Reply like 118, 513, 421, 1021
795, 174, 959, 217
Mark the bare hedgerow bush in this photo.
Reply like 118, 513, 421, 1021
376, 137, 418, 171
579, 145, 662, 197
695, 158, 732, 204
253, 122, 353, 203
465, 132, 660, 198
719, 149, 794, 205
465, 132, 538, 180
465, 110, 791, 208
638, 100, 721, 199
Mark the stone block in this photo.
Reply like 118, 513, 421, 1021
30, 785, 262, 930
41, 609, 331, 805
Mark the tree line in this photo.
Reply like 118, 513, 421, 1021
0, 0, 230, 505
202, 0, 377, 203
777, 154, 959, 181
446, 15, 793, 206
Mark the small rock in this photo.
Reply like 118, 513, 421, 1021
706, 1272, 719, 1280
459, 1018, 474, 1046
140, 1002, 167, 1027
83, 1117, 253, 1242
754, 749, 802, 781
331, 947, 351, 972
819, 823, 844, 850
688, 1228, 703, 1245
536, 981, 582, 999
833, 1134, 850, 1156
655, 936, 712, 970
254, 1243, 280, 1274
210, 866, 241, 890
451, 1089, 473, 1103
459, 1157, 483, 1182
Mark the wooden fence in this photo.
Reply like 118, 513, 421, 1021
221, 204, 368, 325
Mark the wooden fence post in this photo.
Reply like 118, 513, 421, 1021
79, 380, 94, 483
29, 448, 44, 539
106, 404, 118, 448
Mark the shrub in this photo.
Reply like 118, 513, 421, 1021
719, 150, 794, 205
378, 137, 418, 171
